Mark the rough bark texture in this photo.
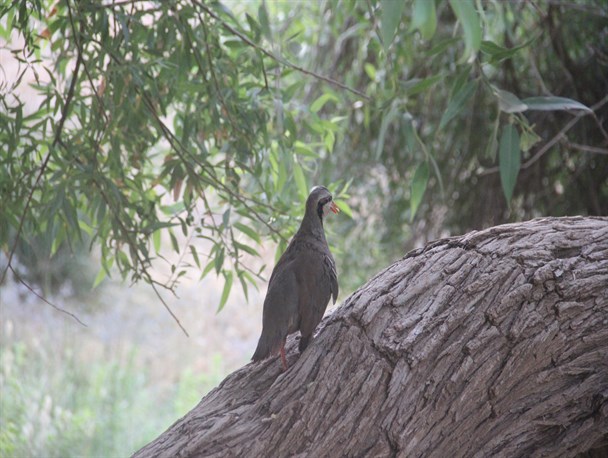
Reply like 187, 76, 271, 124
135, 217, 608, 458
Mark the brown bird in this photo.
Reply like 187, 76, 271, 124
252, 186, 339, 371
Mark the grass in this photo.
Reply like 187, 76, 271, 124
0, 339, 224, 458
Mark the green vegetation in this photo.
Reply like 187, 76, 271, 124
2, 0, 605, 312
0, 338, 223, 457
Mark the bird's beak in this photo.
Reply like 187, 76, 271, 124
330, 202, 340, 214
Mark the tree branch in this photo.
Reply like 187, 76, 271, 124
134, 216, 608, 458
7, 265, 88, 327
567, 142, 608, 155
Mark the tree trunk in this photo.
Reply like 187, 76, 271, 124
134, 216, 608, 457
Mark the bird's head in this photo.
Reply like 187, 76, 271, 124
307, 186, 340, 222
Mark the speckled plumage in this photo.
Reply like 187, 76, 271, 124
252, 187, 339, 369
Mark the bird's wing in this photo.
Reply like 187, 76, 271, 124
296, 250, 336, 338
267, 238, 299, 285
252, 259, 299, 361
324, 254, 339, 304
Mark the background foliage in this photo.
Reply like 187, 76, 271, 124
1, 0, 607, 320
0, 335, 224, 457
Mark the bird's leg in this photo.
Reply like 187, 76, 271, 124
280, 340, 288, 371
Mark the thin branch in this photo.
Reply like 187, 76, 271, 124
480, 94, 608, 175
592, 111, 608, 143
94, 0, 149, 9
8, 265, 88, 327
166, 225, 196, 290
567, 142, 608, 155
194, 0, 371, 101
149, 281, 190, 337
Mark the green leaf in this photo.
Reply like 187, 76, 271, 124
235, 241, 260, 257
277, 159, 288, 193
201, 259, 215, 280
218, 271, 233, 312
334, 199, 353, 218
520, 126, 541, 152
190, 245, 200, 268
381, 0, 406, 50
376, 102, 400, 159
293, 161, 308, 201
92, 268, 107, 289
412, 0, 436, 40
324, 130, 335, 152
428, 37, 459, 56
245, 13, 261, 38
400, 74, 443, 96
439, 80, 477, 130
310, 93, 339, 113
364, 63, 377, 81
78, 220, 94, 237
450, 65, 472, 97
480, 35, 538, 64
117, 250, 131, 271
169, 230, 179, 253
499, 124, 521, 204
238, 271, 249, 301
152, 229, 161, 253
484, 114, 500, 161
410, 162, 429, 221
493, 87, 528, 113
15, 102, 22, 133
293, 141, 319, 158
449, 0, 482, 63
222, 208, 231, 229
403, 113, 416, 154
234, 222, 261, 244
258, 3, 271, 40
161, 201, 186, 215
214, 248, 225, 274
521, 96, 592, 112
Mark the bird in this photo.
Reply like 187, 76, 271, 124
252, 186, 340, 371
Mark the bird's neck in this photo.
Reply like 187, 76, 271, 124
297, 208, 326, 240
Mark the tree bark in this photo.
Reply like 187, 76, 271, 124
134, 216, 608, 458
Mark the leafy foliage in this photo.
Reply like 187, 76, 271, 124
0, 340, 223, 457
1, 0, 606, 323
0, 0, 352, 326
300, 0, 607, 287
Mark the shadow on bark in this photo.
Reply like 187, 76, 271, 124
135, 216, 608, 457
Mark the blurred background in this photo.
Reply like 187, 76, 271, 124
1, 0, 606, 456
1, 246, 261, 457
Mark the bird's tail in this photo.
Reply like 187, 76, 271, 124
252, 332, 281, 362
